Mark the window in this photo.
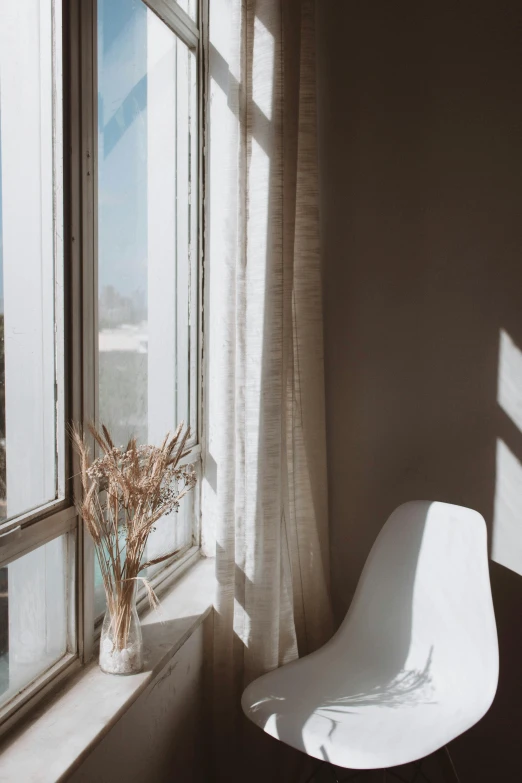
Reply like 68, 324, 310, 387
0, 0, 74, 725
0, 1, 65, 523
95, 0, 200, 620
0, 0, 204, 731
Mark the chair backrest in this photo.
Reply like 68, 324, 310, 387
333, 501, 498, 720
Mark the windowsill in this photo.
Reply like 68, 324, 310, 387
0, 555, 215, 783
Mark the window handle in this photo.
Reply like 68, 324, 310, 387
0, 526, 22, 547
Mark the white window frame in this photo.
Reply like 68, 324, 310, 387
0, 0, 207, 736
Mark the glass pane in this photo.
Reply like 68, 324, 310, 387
144, 458, 198, 579
96, 0, 198, 615
0, 535, 71, 708
0, 1, 64, 523
175, 0, 197, 22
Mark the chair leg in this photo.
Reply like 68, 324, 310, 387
386, 769, 414, 783
412, 761, 431, 783
336, 769, 372, 782
318, 748, 460, 783
440, 746, 462, 783
388, 747, 461, 783
303, 760, 326, 783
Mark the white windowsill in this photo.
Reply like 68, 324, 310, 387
0, 556, 215, 783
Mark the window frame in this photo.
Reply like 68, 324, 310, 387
0, 0, 207, 737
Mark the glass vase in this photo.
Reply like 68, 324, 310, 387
99, 583, 143, 675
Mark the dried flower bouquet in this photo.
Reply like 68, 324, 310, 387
72, 422, 197, 674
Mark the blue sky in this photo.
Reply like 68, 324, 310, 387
0, 0, 149, 318
98, 0, 148, 305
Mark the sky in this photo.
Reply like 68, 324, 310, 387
98, 0, 149, 304
0, 0, 150, 319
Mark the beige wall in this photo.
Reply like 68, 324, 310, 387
68, 619, 211, 783
317, 2, 522, 780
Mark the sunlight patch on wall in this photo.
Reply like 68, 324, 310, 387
498, 329, 522, 432
492, 438, 522, 577
493, 330, 522, 576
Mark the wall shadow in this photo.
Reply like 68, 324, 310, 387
317, 1, 522, 780
141, 614, 205, 674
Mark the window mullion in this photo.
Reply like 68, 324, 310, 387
81, 0, 98, 665
143, 0, 199, 49
0, 508, 77, 571
196, 0, 208, 454
68, 0, 98, 665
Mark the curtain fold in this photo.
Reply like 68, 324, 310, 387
208, 0, 332, 777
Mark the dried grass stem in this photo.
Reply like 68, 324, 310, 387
71, 422, 197, 650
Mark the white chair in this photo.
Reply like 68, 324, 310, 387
242, 501, 498, 777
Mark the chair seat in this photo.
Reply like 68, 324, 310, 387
242, 645, 487, 770
242, 501, 499, 770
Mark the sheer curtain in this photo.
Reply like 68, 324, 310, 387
206, 0, 332, 776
